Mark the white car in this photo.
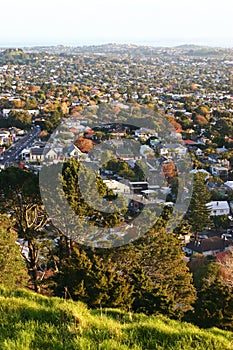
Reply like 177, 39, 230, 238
221, 233, 232, 239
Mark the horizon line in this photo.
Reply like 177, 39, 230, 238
0, 41, 233, 49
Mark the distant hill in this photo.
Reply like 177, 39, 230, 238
22, 43, 233, 59
174, 44, 205, 49
0, 48, 25, 57
0, 48, 33, 64
0, 286, 233, 350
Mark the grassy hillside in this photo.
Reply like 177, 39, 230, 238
0, 287, 232, 350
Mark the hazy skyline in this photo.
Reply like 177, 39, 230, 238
0, 0, 232, 47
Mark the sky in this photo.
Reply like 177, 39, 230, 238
0, 0, 232, 47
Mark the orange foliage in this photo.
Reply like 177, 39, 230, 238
162, 160, 177, 179
194, 114, 208, 125
74, 136, 94, 153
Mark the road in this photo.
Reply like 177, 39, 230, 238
0, 126, 41, 169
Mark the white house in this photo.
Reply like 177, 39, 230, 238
103, 179, 130, 194
0, 130, 10, 145
207, 201, 230, 216
195, 148, 203, 156
210, 165, 228, 180
140, 145, 154, 158
30, 147, 45, 162
190, 169, 211, 179
21, 148, 31, 160
67, 144, 84, 159
44, 148, 58, 160
160, 143, 187, 158
135, 128, 158, 140
224, 181, 233, 191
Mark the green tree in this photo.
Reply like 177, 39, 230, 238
212, 215, 231, 231
8, 110, 32, 129
61, 159, 127, 230
53, 246, 133, 309
0, 167, 50, 292
130, 265, 173, 315
191, 262, 233, 330
187, 173, 212, 240
108, 227, 196, 319
136, 228, 196, 318
0, 215, 28, 288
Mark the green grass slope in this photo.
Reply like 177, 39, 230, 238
0, 287, 232, 350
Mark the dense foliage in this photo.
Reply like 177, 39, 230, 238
0, 215, 28, 288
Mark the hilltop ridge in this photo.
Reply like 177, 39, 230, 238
0, 287, 232, 350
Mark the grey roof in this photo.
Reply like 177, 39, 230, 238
30, 148, 44, 156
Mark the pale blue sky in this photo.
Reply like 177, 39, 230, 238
0, 0, 232, 47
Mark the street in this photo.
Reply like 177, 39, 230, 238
0, 125, 41, 169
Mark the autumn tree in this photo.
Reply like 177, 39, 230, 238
74, 136, 94, 153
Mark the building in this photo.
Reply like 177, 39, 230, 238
210, 165, 228, 180
224, 181, 233, 191
135, 128, 158, 139
30, 148, 45, 162
0, 130, 10, 145
207, 201, 230, 216
129, 181, 148, 194
67, 144, 84, 159
103, 179, 130, 194
44, 148, 58, 160
184, 236, 229, 256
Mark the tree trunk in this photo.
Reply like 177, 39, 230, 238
28, 241, 40, 292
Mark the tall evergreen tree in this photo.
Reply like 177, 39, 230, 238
53, 246, 133, 309
187, 173, 212, 240
192, 262, 233, 330
135, 228, 196, 318
107, 227, 196, 319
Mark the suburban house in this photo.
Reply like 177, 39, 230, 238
116, 146, 140, 161
2, 109, 39, 117
135, 128, 158, 140
21, 148, 31, 160
160, 143, 187, 158
224, 181, 233, 192
194, 148, 203, 156
0, 130, 10, 145
67, 144, 84, 159
44, 148, 58, 160
210, 165, 228, 180
190, 169, 211, 179
140, 145, 154, 158
30, 148, 45, 162
129, 181, 148, 194
103, 179, 130, 194
207, 201, 230, 216
184, 236, 230, 256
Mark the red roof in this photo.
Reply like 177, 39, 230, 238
214, 250, 231, 263
18, 162, 25, 169
184, 140, 196, 145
